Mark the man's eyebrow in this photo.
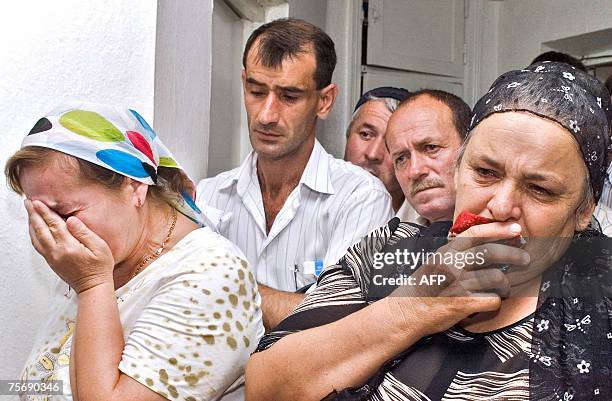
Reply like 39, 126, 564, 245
413, 136, 440, 147
245, 77, 306, 94
278, 86, 306, 94
357, 122, 378, 132
245, 77, 265, 86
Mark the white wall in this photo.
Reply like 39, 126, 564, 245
321, 0, 362, 158
209, 0, 246, 176
289, 0, 352, 158
495, 0, 612, 75
154, 0, 213, 181
0, 0, 156, 382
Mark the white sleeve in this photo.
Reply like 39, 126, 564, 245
195, 178, 230, 231
118, 250, 263, 401
325, 187, 394, 266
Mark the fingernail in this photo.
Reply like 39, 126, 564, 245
523, 252, 530, 265
510, 223, 521, 234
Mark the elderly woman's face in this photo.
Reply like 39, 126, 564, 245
455, 112, 593, 285
19, 154, 140, 265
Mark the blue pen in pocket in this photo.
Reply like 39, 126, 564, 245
303, 259, 324, 277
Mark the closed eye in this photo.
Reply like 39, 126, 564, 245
58, 212, 75, 221
281, 94, 299, 103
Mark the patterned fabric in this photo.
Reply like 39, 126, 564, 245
21, 101, 203, 224
254, 219, 612, 401
529, 235, 612, 401
20, 227, 264, 401
470, 62, 612, 202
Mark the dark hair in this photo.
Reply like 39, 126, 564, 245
242, 18, 336, 89
531, 51, 587, 72
400, 89, 472, 139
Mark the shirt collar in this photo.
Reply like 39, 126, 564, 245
217, 150, 256, 195
217, 139, 335, 195
299, 139, 335, 195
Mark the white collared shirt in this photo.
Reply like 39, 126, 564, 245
594, 203, 612, 236
396, 199, 431, 227
196, 140, 394, 291
598, 163, 612, 209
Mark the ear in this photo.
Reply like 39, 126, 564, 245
575, 197, 596, 232
125, 179, 149, 208
316, 83, 338, 120
241, 69, 247, 93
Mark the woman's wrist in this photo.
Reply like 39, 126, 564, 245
373, 297, 429, 348
74, 271, 114, 294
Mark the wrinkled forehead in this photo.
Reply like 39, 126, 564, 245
465, 112, 587, 177
19, 155, 82, 200
387, 101, 456, 142
354, 100, 393, 123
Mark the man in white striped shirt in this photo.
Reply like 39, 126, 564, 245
196, 18, 393, 329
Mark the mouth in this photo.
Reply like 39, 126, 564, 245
411, 185, 441, 196
255, 129, 282, 139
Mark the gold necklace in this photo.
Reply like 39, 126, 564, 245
131, 208, 178, 279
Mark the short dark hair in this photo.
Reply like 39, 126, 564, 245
531, 51, 587, 72
242, 18, 336, 89
400, 89, 472, 140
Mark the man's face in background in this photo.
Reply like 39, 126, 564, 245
344, 99, 400, 195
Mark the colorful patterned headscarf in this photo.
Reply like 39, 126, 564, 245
21, 101, 203, 224
470, 61, 612, 202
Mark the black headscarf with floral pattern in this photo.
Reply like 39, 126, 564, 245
468, 62, 612, 401
470, 61, 612, 202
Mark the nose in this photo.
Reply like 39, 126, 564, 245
257, 93, 280, 126
364, 137, 386, 163
486, 180, 522, 222
406, 153, 428, 181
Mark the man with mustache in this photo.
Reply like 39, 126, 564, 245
196, 18, 393, 330
344, 87, 411, 215
386, 89, 471, 224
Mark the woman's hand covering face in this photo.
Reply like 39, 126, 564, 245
25, 199, 114, 293
388, 221, 530, 337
